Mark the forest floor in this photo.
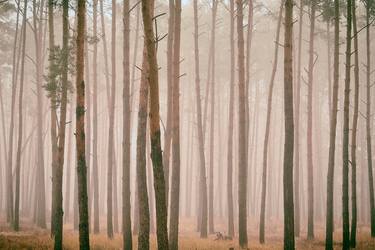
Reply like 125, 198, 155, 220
0, 218, 374, 249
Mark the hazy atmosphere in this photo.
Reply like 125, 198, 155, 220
0, 0, 374, 249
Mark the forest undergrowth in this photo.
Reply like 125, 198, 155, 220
0, 218, 374, 249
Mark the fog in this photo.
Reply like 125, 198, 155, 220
0, 0, 374, 249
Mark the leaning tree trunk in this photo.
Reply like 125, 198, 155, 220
226, 0, 235, 238
141, 0, 169, 248
75, 0, 90, 248
14, 0, 27, 231
193, 0, 208, 238
307, 0, 316, 240
325, 0, 340, 249
283, 0, 295, 249
365, 0, 375, 237
350, 0, 359, 246
236, 0, 248, 247
259, 1, 283, 243
169, 0, 182, 248
342, 0, 352, 248
122, 0, 132, 248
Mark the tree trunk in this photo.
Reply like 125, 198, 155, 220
245, 1, 253, 202
75, 0, 90, 247
208, 0, 218, 234
84, 24, 92, 228
122, 0, 132, 248
34, 0, 47, 229
193, 0, 208, 238
106, 0, 116, 238
325, 0, 340, 248
259, 1, 283, 243
54, 0, 70, 247
283, 0, 295, 249
141, 0, 169, 248
14, 0, 27, 230
136, 46, 150, 250
163, 0, 175, 211
136, 23, 150, 250
130, 4, 140, 110
226, 0, 235, 238
236, 0, 248, 247
113, 149, 119, 234
169, 0, 181, 248
342, 0, 352, 248
307, 0, 316, 240
48, 0, 58, 235
294, 0, 303, 237
6, 1, 21, 224
64, 103, 74, 223
350, 0, 359, 246
146, 137, 155, 233
92, 0, 100, 234
365, 0, 375, 237
100, 0, 111, 105
0, 77, 8, 213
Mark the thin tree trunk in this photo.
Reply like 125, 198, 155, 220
100, 0, 111, 105
283, 0, 295, 248
146, 136, 155, 233
14, 0, 27, 230
54, 0, 70, 247
84, 26, 92, 227
92, 0, 100, 234
34, 0, 47, 229
169, 0, 181, 248
107, 0, 117, 238
122, 0, 132, 248
259, 2, 283, 243
327, 22, 332, 121
163, 0, 175, 211
306, 0, 316, 240
350, 0, 359, 246
193, 0, 208, 238
236, 0, 248, 247
130, 4, 140, 110
325, 1, 340, 248
75, 0, 90, 247
48, 0, 58, 235
113, 150, 119, 233
64, 103, 73, 223
141, 0, 169, 248
6, 0, 21, 224
365, 0, 375, 237
226, 0, 235, 238
245, 0, 253, 197
294, 0, 303, 237
208, 0, 218, 234
342, 0, 352, 248
0, 78, 8, 212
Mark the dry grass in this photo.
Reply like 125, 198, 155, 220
0, 219, 374, 249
